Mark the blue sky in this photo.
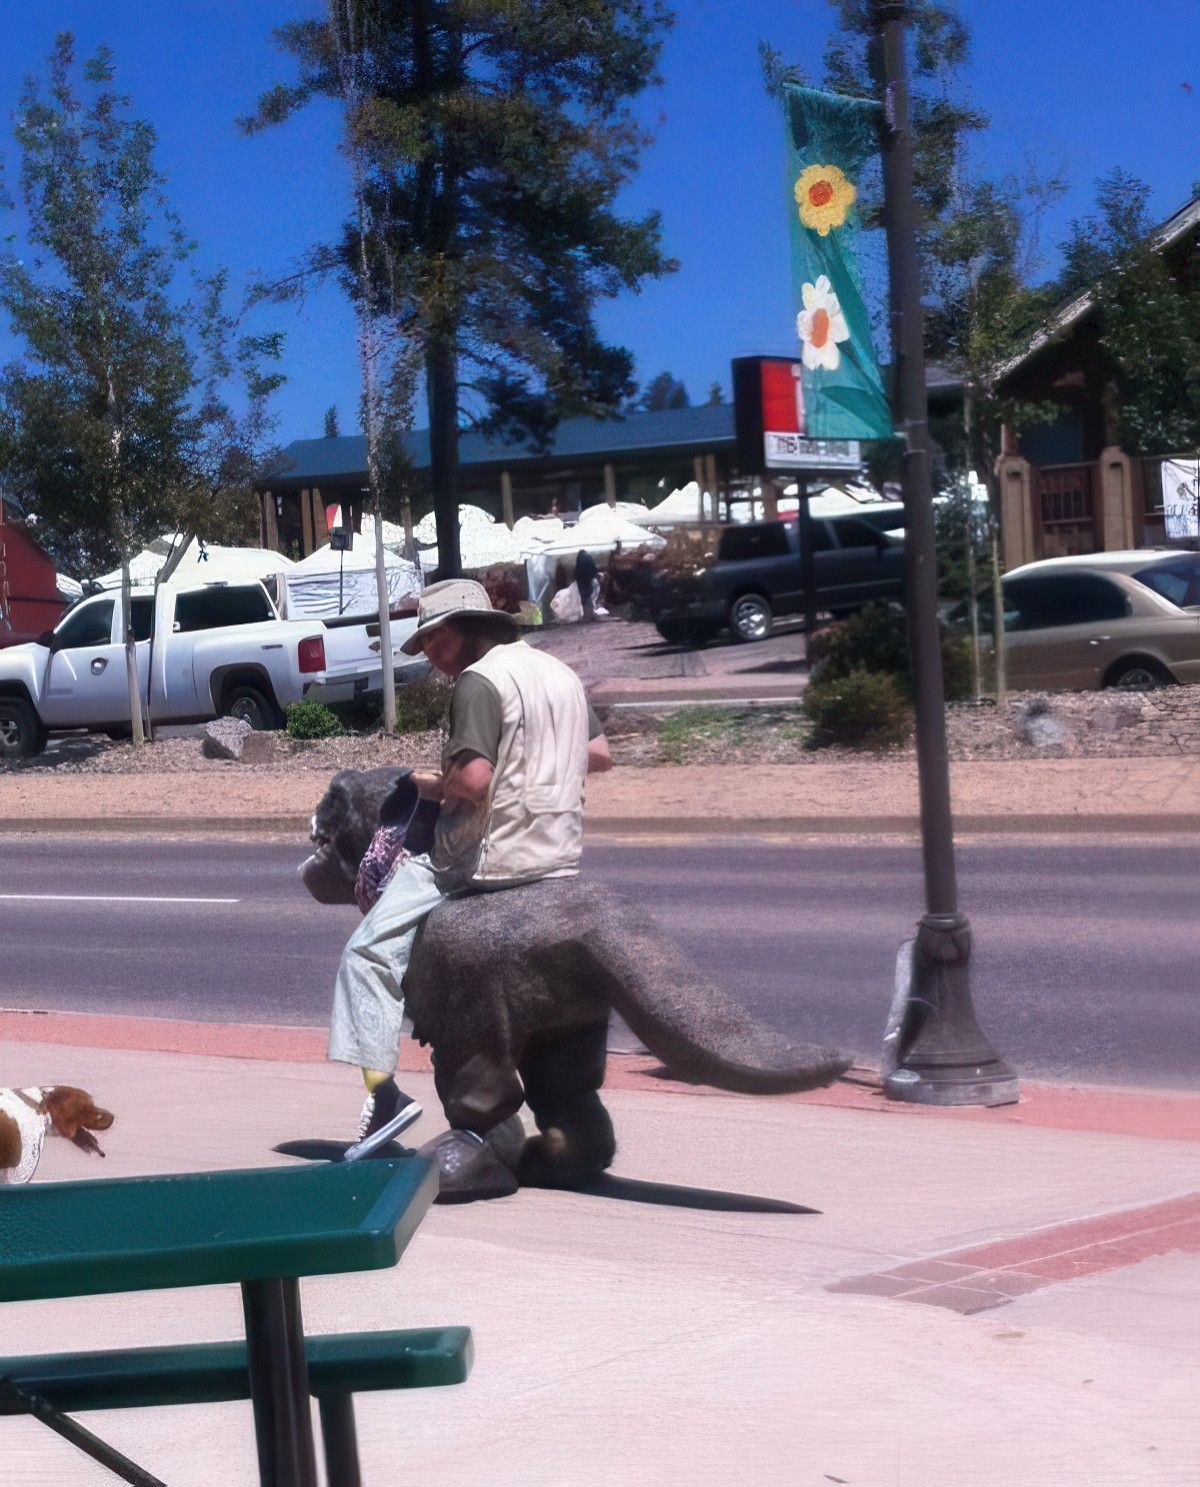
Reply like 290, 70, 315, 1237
1, 1, 1196, 442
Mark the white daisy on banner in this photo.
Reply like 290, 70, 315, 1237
796, 275, 850, 372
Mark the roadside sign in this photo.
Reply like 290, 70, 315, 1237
732, 356, 861, 475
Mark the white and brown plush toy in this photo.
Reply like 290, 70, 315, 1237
0, 1086, 115, 1185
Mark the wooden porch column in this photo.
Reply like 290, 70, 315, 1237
996, 454, 1036, 569
1097, 447, 1137, 551
603, 462, 617, 508
311, 487, 331, 548
261, 490, 280, 552
500, 470, 515, 529
762, 485, 779, 521
704, 453, 719, 520
300, 486, 314, 555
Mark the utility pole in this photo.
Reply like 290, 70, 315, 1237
875, 1, 1017, 1106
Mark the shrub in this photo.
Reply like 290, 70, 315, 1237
285, 699, 341, 740
394, 676, 451, 734
810, 602, 975, 705
809, 603, 910, 683
940, 634, 975, 703
802, 667, 911, 749
329, 693, 384, 733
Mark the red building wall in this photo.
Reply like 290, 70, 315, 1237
0, 501, 66, 646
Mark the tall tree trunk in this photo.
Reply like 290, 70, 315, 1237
965, 390, 1007, 702
120, 555, 146, 746
966, 500, 982, 702
426, 335, 461, 578
989, 517, 1006, 703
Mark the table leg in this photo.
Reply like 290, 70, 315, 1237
241, 1276, 318, 1487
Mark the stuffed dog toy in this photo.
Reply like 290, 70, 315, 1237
302, 769, 850, 1191
0, 1086, 115, 1185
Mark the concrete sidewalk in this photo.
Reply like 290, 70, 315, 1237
3, 1036, 1197, 1486
2, 755, 1200, 837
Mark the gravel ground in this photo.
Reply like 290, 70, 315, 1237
5, 683, 1198, 781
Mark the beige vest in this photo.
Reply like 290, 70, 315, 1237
434, 641, 589, 889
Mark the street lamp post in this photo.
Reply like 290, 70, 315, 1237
874, 0, 1018, 1106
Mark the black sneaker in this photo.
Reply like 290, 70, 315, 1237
343, 1078, 422, 1162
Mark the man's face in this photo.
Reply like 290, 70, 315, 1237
421, 622, 471, 677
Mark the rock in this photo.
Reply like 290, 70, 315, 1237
201, 718, 252, 761
239, 731, 279, 764
1014, 696, 1068, 748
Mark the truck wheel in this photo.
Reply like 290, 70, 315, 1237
655, 619, 720, 647
0, 698, 48, 758
222, 682, 281, 730
728, 593, 773, 643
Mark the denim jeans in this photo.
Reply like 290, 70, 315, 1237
327, 854, 445, 1071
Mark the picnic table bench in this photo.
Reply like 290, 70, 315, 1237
0, 1159, 470, 1486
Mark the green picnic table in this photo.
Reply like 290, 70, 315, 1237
0, 1158, 468, 1487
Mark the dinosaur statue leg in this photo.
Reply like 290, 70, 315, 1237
516, 1020, 615, 1189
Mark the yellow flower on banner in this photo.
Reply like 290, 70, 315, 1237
797, 276, 851, 372
794, 163, 855, 236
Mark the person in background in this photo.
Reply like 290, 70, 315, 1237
574, 546, 599, 621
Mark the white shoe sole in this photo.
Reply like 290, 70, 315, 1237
342, 1100, 423, 1162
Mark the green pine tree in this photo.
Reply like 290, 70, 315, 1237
242, 0, 676, 576
1059, 169, 1200, 456
0, 35, 284, 738
639, 371, 690, 411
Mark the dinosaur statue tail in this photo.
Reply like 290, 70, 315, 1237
584, 892, 852, 1096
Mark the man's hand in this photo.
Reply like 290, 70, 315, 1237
411, 770, 445, 802
587, 734, 613, 774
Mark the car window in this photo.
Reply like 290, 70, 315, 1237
718, 524, 790, 562
1133, 557, 1200, 609
852, 506, 906, 534
1002, 573, 1130, 632
804, 519, 836, 553
54, 598, 115, 649
130, 596, 155, 641
830, 516, 891, 550
174, 585, 274, 633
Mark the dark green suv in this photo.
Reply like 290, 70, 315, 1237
649, 509, 906, 644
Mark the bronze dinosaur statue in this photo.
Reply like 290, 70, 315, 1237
302, 768, 850, 1188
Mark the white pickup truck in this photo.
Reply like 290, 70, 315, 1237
0, 578, 421, 757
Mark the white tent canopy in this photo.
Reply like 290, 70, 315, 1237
627, 482, 712, 526
412, 503, 495, 545
92, 536, 293, 591
533, 507, 664, 558
282, 532, 421, 619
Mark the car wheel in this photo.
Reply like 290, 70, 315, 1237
0, 698, 48, 758
222, 682, 280, 729
728, 593, 773, 643
1105, 659, 1175, 691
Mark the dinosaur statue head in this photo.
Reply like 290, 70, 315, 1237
300, 767, 438, 905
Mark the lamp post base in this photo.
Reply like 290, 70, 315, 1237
883, 913, 1019, 1108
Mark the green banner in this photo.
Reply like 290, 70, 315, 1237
782, 83, 893, 441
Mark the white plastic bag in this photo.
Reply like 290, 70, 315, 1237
549, 584, 584, 623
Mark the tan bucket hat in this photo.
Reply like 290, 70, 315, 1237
401, 577, 519, 655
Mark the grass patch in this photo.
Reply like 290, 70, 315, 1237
656, 706, 809, 764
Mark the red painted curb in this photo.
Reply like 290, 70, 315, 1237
3, 1007, 1198, 1143
829, 1192, 1200, 1314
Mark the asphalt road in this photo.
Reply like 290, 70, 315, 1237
1, 835, 1196, 1090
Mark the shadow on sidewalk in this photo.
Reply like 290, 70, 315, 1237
570, 1173, 818, 1215
274, 1142, 817, 1215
